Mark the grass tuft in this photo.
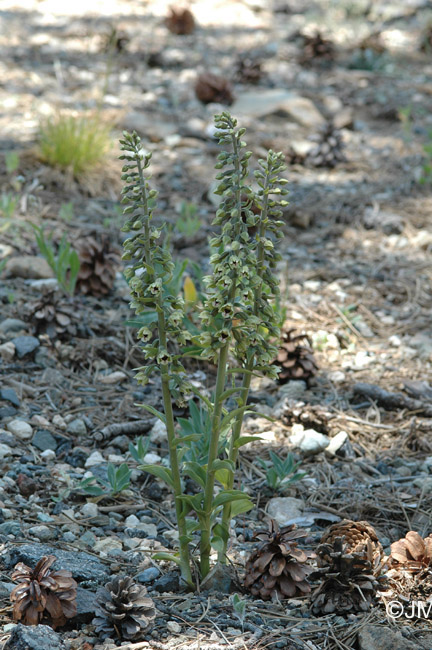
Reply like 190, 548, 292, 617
38, 113, 111, 176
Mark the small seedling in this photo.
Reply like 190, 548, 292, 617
128, 436, 151, 463
5, 151, 19, 174
176, 201, 202, 236
231, 594, 246, 626
38, 113, 111, 176
31, 224, 80, 296
259, 451, 305, 491
79, 462, 131, 497
59, 202, 74, 222
0, 192, 18, 220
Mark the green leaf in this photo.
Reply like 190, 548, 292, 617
230, 498, 253, 517
219, 386, 248, 402
214, 468, 230, 489
174, 433, 201, 444
152, 552, 182, 566
233, 435, 263, 448
107, 462, 116, 486
213, 490, 249, 508
139, 464, 173, 487
137, 404, 166, 424
220, 406, 249, 430
183, 461, 207, 488
211, 459, 235, 473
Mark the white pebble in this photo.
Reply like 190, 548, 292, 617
52, 414, 67, 430
150, 420, 167, 444
85, 451, 105, 467
7, 419, 33, 441
167, 621, 182, 634
40, 449, 56, 461
125, 514, 140, 526
81, 502, 99, 518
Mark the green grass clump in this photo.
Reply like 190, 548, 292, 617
38, 114, 111, 176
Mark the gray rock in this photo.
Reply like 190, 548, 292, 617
0, 341, 15, 362
0, 388, 20, 407
0, 521, 21, 536
0, 580, 13, 597
233, 90, 325, 127
32, 429, 57, 451
0, 318, 27, 335
267, 497, 304, 526
3, 543, 109, 583
200, 563, 234, 594
76, 586, 97, 620
28, 525, 55, 541
67, 418, 87, 436
6, 255, 53, 280
153, 571, 180, 593
358, 625, 419, 650
290, 425, 330, 456
11, 336, 40, 358
4, 623, 65, 650
0, 443, 13, 459
6, 419, 33, 441
137, 567, 161, 583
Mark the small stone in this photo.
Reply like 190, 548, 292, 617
153, 571, 180, 593
85, 451, 105, 467
0, 318, 27, 335
37, 513, 54, 523
31, 414, 50, 427
52, 414, 67, 430
143, 452, 162, 464
358, 624, 419, 650
11, 336, 40, 358
28, 525, 55, 541
150, 420, 168, 443
32, 429, 57, 451
200, 563, 234, 594
81, 502, 99, 518
0, 520, 21, 536
137, 567, 161, 583
99, 371, 127, 384
93, 537, 123, 555
6, 256, 53, 279
63, 531, 76, 542
327, 370, 346, 384
290, 424, 330, 456
6, 419, 33, 441
325, 431, 349, 456
3, 623, 65, 650
125, 514, 140, 526
0, 388, 20, 407
0, 341, 15, 361
267, 497, 304, 526
79, 531, 97, 548
0, 443, 13, 459
67, 418, 87, 436
167, 621, 182, 634
41, 449, 56, 461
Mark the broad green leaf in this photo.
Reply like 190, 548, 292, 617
152, 552, 182, 566
211, 535, 225, 553
233, 435, 263, 448
230, 498, 253, 517
174, 433, 201, 444
213, 490, 249, 508
183, 461, 207, 488
214, 468, 230, 489
137, 404, 166, 424
211, 459, 235, 473
139, 464, 173, 487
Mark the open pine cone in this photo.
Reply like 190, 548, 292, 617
10, 555, 77, 628
93, 576, 156, 640
272, 329, 318, 385
320, 520, 384, 569
389, 531, 432, 572
75, 233, 120, 297
299, 32, 335, 65
25, 288, 77, 339
244, 521, 313, 600
311, 538, 383, 615
165, 7, 195, 35
195, 73, 234, 105
305, 122, 346, 168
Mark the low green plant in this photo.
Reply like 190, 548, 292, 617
128, 436, 151, 463
79, 463, 131, 497
5, 151, 19, 174
231, 593, 246, 626
31, 224, 80, 296
59, 202, 74, 222
38, 114, 111, 176
176, 201, 202, 236
258, 451, 305, 492
0, 192, 18, 220
120, 112, 287, 587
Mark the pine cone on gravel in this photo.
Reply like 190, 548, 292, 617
299, 32, 335, 65
389, 531, 432, 572
10, 555, 77, 628
195, 73, 234, 105
234, 57, 263, 84
25, 288, 77, 339
305, 122, 346, 168
93, 576, 156, 640
272, 329, 318, 385
320, 520, 384, 568
165, 7, 195, 35
75, 233, 120, 297
244, 521, 313, 600
311, 538, 383, 614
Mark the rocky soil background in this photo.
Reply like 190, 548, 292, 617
0, 0, 432, 648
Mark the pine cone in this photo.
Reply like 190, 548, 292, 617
244, 521, 313, 600
75, 233, 120, 297
93, 576, 156, 640
25, 288, 77, 339
272, 329, 318, 385
165, 7, 195, 35
234, 57, 262, 84
389, 531, 432, 573
305, 123, 346, 168
299, 32, 335, 65
311, 538, 382, 615
320, 520, 384, 569
10, 555, 77, 628
195, 73, 234, 105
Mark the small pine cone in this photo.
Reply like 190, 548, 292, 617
165, 7, 196, 35
234, 57, 263, 84
311, 538, 382, 615
195, 73, 234, 105
272, 329, 318, 385
25, 288, 77, 339
389, 531, 432, 573
11, 555, 77, 628
75, 233, 120, 297
244, 521, 313, 600
299, 32, 335, 65
305, 123, 346, 169
93, 576, 156, 640
320, 520, 384, 570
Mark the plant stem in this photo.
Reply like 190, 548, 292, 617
157, 299, 193, 588
200, 341, 230, 578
